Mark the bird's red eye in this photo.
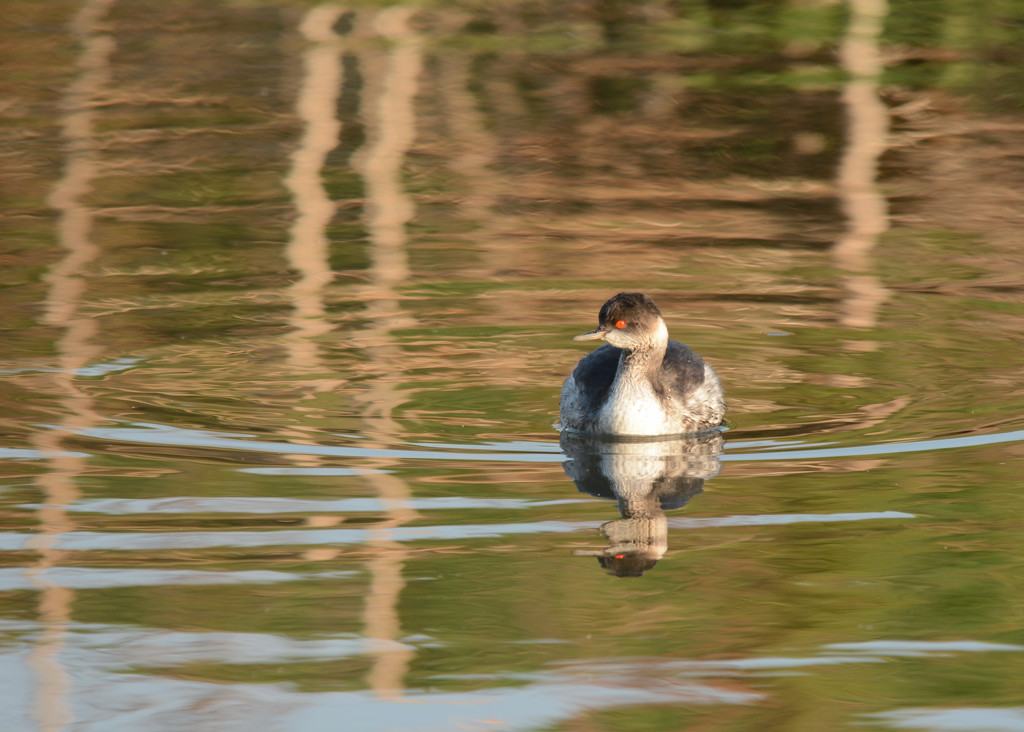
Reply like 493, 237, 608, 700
615, 320, 627, 329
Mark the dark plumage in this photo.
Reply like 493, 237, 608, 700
571, 340, 708, 412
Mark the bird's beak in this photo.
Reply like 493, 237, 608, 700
573, 327, 608, 342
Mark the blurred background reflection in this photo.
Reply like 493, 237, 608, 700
2, 1, 1024, 730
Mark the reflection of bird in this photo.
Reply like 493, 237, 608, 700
562, 431, 722, 577
560, 292, 725, 436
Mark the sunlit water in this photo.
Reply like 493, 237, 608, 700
3, 1, 1024, 731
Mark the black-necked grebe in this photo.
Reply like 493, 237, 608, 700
559, 292, 726, 436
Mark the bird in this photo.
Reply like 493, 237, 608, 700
559, 292, 725, 436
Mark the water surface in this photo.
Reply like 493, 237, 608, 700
3, 1, 1024, 730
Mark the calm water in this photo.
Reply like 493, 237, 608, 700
3, 1, 1024, 730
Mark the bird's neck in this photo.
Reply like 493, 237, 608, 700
617, 319, 669, 378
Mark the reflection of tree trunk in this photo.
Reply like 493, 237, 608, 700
281, 6, 350, 479
30, 0, 117, 728
439, 55, 500, 224
437, 51, 518, 319
835, 0, 890, 331
350, 5, 423, 699
284, 5, 347, 375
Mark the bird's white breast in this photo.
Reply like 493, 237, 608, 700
597, 378, 671, 436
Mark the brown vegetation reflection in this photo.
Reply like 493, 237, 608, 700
834, 0, 891, 332
283, 5, 348, 376
28, 0, 116, 729
279, 5, 353, 483
284, 3, 424, 698
349, 6, 423, 699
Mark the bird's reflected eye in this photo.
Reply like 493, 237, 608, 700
615, 320, 627, 329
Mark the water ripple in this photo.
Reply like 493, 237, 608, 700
26, 496, 588, 515
38, 421, 1024, 466
0, 511, 910, 551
